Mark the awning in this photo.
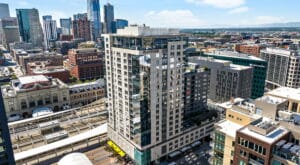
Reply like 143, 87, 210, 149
168, 151, 181, 158
191, 141, 201, 147
180, 146, 192, 152
107, 140, 126, 157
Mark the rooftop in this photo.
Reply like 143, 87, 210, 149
18, 75, 49, 84
216, 120, 243, 138
266, 87, 300, 102
114, 25, 180, 36
207, 50, 265, 61
239, 118, 289, 144
256, 95, 287, 105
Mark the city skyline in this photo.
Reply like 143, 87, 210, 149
1, 0, 300, 28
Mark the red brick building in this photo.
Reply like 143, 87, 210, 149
233, 118, 290, 165
72, 17, 91, 41
68, 48, 104, 80
235, 44, 264, 57
27, 61, 70, 83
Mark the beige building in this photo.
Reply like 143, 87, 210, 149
1, 75, 70, 118
266, 87, 300, 113
69, 79, 106, 107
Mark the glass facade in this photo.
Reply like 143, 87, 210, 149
87, 0, 101, 40
0, 89, 15, 164
115, 19, 128, 30
213, 131, 225, 165
134, 149, 151, 165
16, 9, 44, 47
104, 3, 114, 33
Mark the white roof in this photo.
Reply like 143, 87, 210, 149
58, 153, 93, 165
239, 125, 289, 144
216, 120, 243, 138
18, 75, 49, 84
267, 87, 300, 102
14, 123, 107, 161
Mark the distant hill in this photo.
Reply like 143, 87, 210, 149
260, 22, 300, 28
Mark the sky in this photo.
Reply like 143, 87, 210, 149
2, 0, 300, 28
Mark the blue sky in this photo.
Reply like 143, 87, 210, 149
2, 0, 300, 28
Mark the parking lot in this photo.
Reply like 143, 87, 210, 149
165, 142, 211, 165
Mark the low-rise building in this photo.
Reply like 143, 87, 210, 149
69, 79, 105, 107
1, 75, 70, 118
27, 61, 70, 83
266, 87, 300, 113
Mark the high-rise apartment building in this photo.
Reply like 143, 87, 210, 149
60, 18, 72, 35
200, 50, 267, 99
16, 9, 44, 47
104, 26, 218, 165
115, 19, 128, 30
87, 0, 101, 41
104, 3, 115, 33
68, 48, 104, 80
42, 15, 58, 50
190, 57, 253, 103
72, 14, 91, 41
0, 17, 20, 49
0, 3, 10, 19
261, 48, 300, 89
0, 89, 15, 165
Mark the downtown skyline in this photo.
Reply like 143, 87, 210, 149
1, 0, 300, 28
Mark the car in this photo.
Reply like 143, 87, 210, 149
8, 114, 22, 122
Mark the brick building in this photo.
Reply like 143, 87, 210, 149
72, 16, 91, 41
27, 61, 70, 83
68, 48, 104, 80
235, 44, 263, 57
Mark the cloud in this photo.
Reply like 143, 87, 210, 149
186, 0, 246, 9
228, 6, 249, 14
144, 10, 206, 28
256, 16, 284, 24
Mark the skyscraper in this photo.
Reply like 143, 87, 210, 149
0, 3, 10, 19
104, 26, 218, 165
87, 0, 101, 41
115, 19, 128, 30
42, 15, 58, 50
104, 3, 114, 34
60, 18, 72, 35
0, 17, 20, 49
0, 89, 15, 165
16, 9, 44, 47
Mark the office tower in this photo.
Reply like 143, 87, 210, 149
68, 48, 104, 80
87, 0, 101, 41
72, 14, 91, 41
42, 15, 58, 50
0, 17, 20, 49
200, 50, 267, 99
0, 3, 10, 19
16, 9, 44, 47
104, 26, 218, 165
190, 57, 253, 103
104, 3, 114, 33
115, 19, 128, 30
0, 89, 15, 165
260, 48, 300, 89
60, 18, 72, 35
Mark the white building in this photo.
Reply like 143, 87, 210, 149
103, 26, 218, 165
1, 75, 69, 118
